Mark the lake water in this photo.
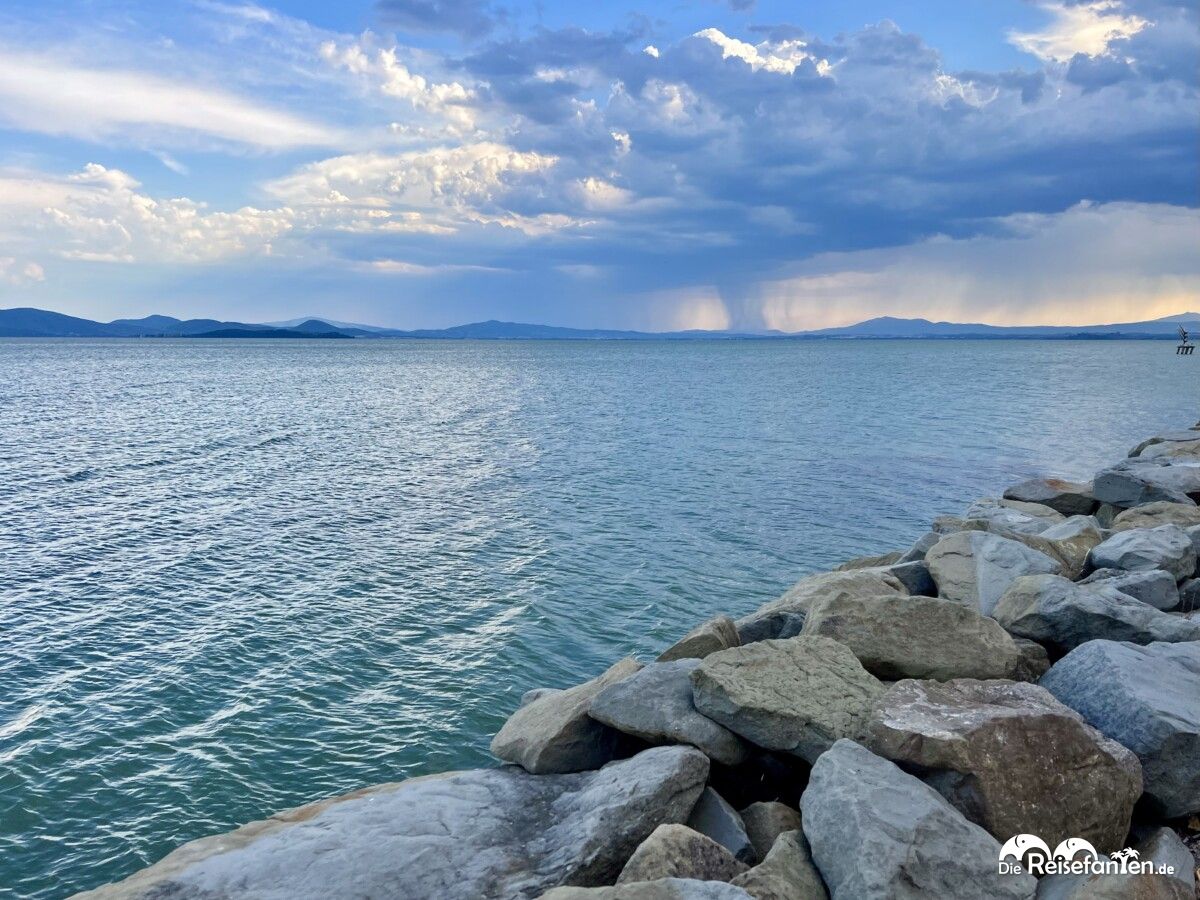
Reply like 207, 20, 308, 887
0, 338, 1192, 899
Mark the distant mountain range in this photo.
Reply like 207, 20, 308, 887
1, 306, 1197, 341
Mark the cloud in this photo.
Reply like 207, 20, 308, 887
375, 0, 499, 39
0, 50, 342, 149
1009, 1, 1148, 61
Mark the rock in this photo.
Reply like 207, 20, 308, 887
801, 592, 1025, 681
864, 679, 1141, 851
898, 530, 941, 563
1033, 516, 1105, 579
1040, 640, 1200, 818
734, 610, 806, 645
754, 569, 907, 617
880, 560, 937, 596
521, 687, 562, 708
1004, 478, 1098, 516
800, 740, 1037, 900
1012, 637, 1051, 681
590, 660, 749, 766
1089, 525, 1197, 582
993, 574, 1200, 651
739, 802, 803, 861
1113, 501, 1200, 532
1133, 827, 1195, 890
616, 824, 748, 885
1035, 873, 1193, 899
659, 616, 740, 662
1131, 431, 1200, 457
1179, 578, 1200, 612
78, 746, 710, 900
1080, 569, 1180, 611
707, 750, 807, 810
1095, 503, 1122, 528
492, 658, 643, 773
925, 530, 1060, 616
541, 880, 754, 900
1093, 459, 1200, 508
686, 787, 756, 864
691, 636, 885, 764
835, 551, 903, 571
966, 497, 1067, 535
730, 831, 828, 900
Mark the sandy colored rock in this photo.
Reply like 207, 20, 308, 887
739, 802, 803, 862
617, 824, 747, 885
659, 616, 740, 662
1004, 478, 1098, 516
1113, 501, 1200, 532
755, 569, 907, 617
730, 831, 828, 900
926, 530, 1060, 615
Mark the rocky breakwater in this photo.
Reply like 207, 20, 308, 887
77, 428, 1200, 900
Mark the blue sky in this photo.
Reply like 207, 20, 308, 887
0, 0, 1196, 329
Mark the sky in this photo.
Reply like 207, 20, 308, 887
0, 0, 1196, 330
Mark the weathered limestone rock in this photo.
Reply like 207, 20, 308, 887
739, 802, 803, 861
590, 660, 748, 766
802, 592, 1025, 681
734, 609, 806, 645
730, 831, 828, 900
1012, 637, 1051, 682
1089, 525, 1197, 582
659, 616, 740, 662
686, 787, 756, 864
542, 880, 754, 900
800, 740, 1037, 900
616, 825, 747, 885
1041, 640, 1200, 818
1079, 568, 1180, 611
1093, 459, 1200, 508
691, 636, 885, 763
755, 569, 907, 617
1113, 501, 1200, 532
78, 746, 710, 900
492, 658, 642, 773
925, 530, 1060, 615
1035, 874, 1193, 900
864, 679, 1141, 851
1004, 478, 1098, 516
993, 574, 1200, 651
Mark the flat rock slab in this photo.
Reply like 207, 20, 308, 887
76, 746, 710, 900
730, 830, 828, 900
658, 616, 740, 662
1089, 525, 1197, 582
800, 740, 1037, 900
1079, 568, 1179, 611
802, 591, 1025, 681
590, 660, 748, 765
492, 658, 642, 773
993, 574, 1200, 652
1041, 640, 1200, 819
542, 880, 753, 899
926, 530, 1060, 616
739, 801, 803, 861
616, 824, 747, 884
691, 636, 885, 763
865, 679, 1142, 851
1004, 478, 1098, 516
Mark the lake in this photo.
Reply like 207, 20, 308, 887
0, 337, 1192, 899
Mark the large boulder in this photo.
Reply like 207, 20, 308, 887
1112, 501, 1200, 532
691, 637, 885, 764
686, 788, 756, 864
730, 831, 828, 900
734, 609, 806, 645
78, 746, 710, 900
1132, 827, 1195, 891
966, 497, 1066, 534
1030, 516, 1105, 579
1040, 640, 1200, 818
492, 658, 642, 773
1035, 874, 1193, 899
739, 802, 803, 862
1093, 459, 1200, 508
835, 551, 903, 570
864, 679, 1141, 851
1078, 568, 1180, 611
800, 740, 1037, 900
590, 660, 749, 766
754, 569, 907, 617
659, 616, 740, 662
1131, 431, 1200, 458
801, 592, 1026, 681
925, 531, 1060, 616
1088, 525, 1197, 582
542, 881, 753, 900
992, 574, 1200, 652
616, 825, 747, 885
1004, 478, 1098, 516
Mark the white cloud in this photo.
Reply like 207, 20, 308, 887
643, 45, 660, 58
0, 50, 342, 149
0, 258, 45, 285
1009, 1, 1148, 61
693, 28, 831, 76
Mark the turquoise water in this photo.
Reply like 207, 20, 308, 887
0, 338, 1193, 899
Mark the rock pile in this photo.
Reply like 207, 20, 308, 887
77, 428, 1200, 900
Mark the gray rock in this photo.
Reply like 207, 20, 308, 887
739, 802, 803, 861
1080, 568, 1180, 611
686, 787, 756, 864
1041, 640, 1200, 818
734, 609, 805, 645
1012, 637, 1051, 682
966, 497, 1066, 535
77, 746, 710, 900
1130, 431, 1200, 457
590, 660, 748, 766
1034, 873, 1193, 900
754, 569, 907, 617
1113, 501, 1200, 532
1133, 828, 1195, 890
801, 592, 1025, 681
800, 740, 1037, 900
492, 658, 642, 773
880, 560, 937, 596
730, 831, 828, 900
1095, 503, 1122, 528
1033, 516, 1105, 578
834, 551, 903, 571
542, 880, 754, 900
691, 636, 885, 763
993, 574, 1200, 651
1004, 478, 1098, 516
898, 530, 941, 563
617, 824, 748, 885
1094, 459, 1200, 508
926, 530, 1061, 616
1179, 578, 1200, 613
659, 616, 740, 663
521, 687, 562, 708
864, 679, 1141, 851
1089, 525, 1197, 582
